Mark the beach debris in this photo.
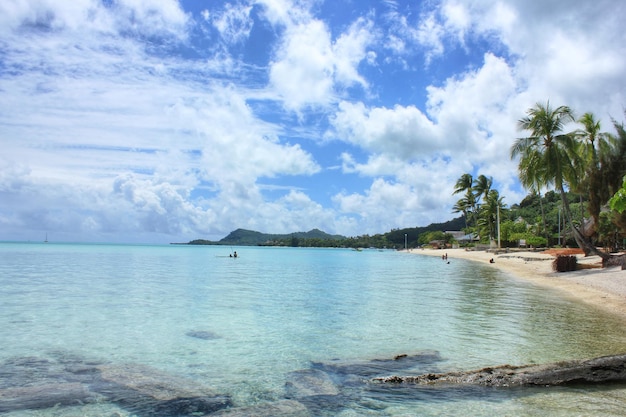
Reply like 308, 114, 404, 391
185, 330, 221, 340
603, 253, 626, 269
553, 255, 578, 272
372, 354, 626, 387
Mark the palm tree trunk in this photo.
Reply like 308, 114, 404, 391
559, 188, 609, 260
538, 191, 547, 243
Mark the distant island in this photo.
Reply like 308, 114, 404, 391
177, 217, 466, 249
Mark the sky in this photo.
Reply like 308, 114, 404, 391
1, 0, 625, 244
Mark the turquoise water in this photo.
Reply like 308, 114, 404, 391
1, 243, 626, 416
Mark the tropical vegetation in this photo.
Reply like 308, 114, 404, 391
509, 102, 626, 262
187, 101, 626, 256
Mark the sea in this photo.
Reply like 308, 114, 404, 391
1, 242, 626, 416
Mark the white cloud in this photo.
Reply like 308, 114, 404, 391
2, 0, 626, 243
332, 17, 374, 89
0, 0, 189, 40
330, 101, 440, 162
269, 19, 335, 111
267, 6, 375, 112
332, 178, 425, 231
210, 3, 254, 45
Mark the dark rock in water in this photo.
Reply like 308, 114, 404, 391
0, 354, 232, 416
0, 355, 106, 413
372, 354, 626, 387
313, 350, 443, 378
0, 383, 102, 413
186, 330, 221, 340
95, 363, 231, 416
285, 369, 340, 398
211, 399, 310, 416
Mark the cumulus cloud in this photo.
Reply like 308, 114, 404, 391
268, 9, 375, 112
330, 101, 439, 162
1, 0, 625, 242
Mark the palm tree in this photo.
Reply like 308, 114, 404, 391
472, 174, 493, 206
517, 154, 548, 241
453, 173, 474, 195
453, 173, 476, 231
477, 189, 505, 243
452, 194, 475, 230
510, 101, 608, 259
572, 113, 613, 237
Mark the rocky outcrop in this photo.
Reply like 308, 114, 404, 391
372, 354, 626, 387
312, 350, 442, 378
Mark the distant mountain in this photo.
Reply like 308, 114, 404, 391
218, 228, 345, 245
185, 217, 466, 247
187, 228, 345, 246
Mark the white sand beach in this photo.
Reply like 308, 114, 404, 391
412, 248, 626, 319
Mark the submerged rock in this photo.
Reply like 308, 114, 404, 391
186, 330, 221, 340
372, 354, 626, 387
0, 354, 232, 416
285, 369, 340, 398
313, 350, 443, 378
95, 363, 231, 416
0, 383, 101, 413
212, 399, 310, 416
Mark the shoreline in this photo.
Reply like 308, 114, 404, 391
411, 248, 626, 320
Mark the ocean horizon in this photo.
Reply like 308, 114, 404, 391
1, 242, 625, 416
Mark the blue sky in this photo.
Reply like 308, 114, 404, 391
1, 0, 625, 243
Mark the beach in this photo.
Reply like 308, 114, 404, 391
413, 248, 626, 319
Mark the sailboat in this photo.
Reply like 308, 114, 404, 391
44, 233, 48, 243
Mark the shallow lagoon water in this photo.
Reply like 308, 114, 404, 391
1, 243, 626, 416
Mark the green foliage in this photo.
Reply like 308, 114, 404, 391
609, 176, 626, 213
509, 232, 548, 247
499, 220, 527, 243
188, 239, 215, 245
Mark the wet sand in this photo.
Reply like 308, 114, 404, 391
411, 248, 626, 320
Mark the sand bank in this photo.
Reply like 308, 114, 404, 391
411, 248, 626, 319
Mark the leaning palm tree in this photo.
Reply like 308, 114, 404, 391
510, 101, 608, 259
572, 113, 613, 237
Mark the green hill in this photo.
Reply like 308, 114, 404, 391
218, 228, 344, 245
185, 217, 467, 248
